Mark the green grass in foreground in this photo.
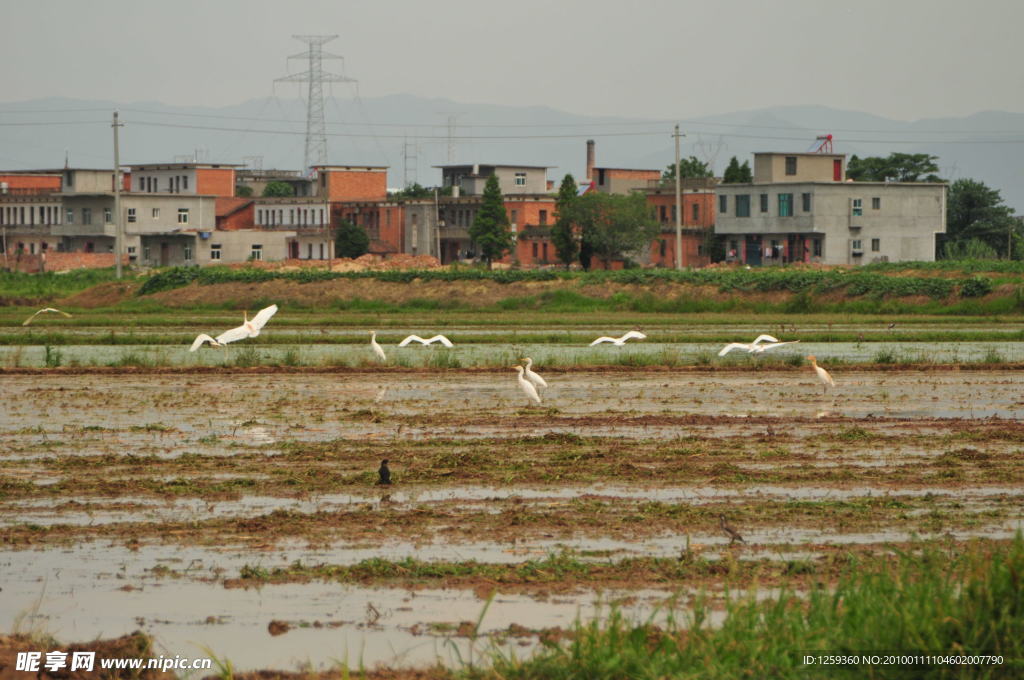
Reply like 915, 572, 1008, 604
474, 538, 1024, 679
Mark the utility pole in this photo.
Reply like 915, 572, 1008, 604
433, 187, 442, 262
673, 125, 684, 270
113, 111, 124, 279
275, 35, 355, 172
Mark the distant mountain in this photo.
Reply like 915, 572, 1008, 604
1, 96, 1022, 212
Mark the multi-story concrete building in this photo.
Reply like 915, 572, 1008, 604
436, 164, 551, 196
715, 152, 946, 265
642, 177, 718, 268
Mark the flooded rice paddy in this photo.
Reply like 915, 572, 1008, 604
2, 367, 1023, 671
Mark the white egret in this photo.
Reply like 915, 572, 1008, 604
398, 334, 454, 347
589, 330, 647, 346
189, 304, 278, 351
512, 365, 542, 406
369, 331, 387, 362
718, 334, 798, 356
806, 355, 835, 394
22, 308, 72, 326
521, 357, 548, 391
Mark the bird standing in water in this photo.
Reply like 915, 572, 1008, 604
806, 355, 835, 394
377, 459, 392, 485
719, 514, 746, 545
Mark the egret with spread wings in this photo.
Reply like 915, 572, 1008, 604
589, 330, 647, 346
718, 334, 799, 356
23, 308, 72, 326
398, 334, 454, 347
190, 304, 278, 351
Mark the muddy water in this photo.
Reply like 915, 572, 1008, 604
2, 369, 1023, 671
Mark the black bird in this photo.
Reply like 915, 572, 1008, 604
719, 514, 746, 545
377, 459, 392, 485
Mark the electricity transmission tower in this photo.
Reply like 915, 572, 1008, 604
275, 35, 355, 172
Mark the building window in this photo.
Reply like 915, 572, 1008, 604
659, 205, 667, 222
143, 246, 150, 260
127, 246, 136, 254
183, 175, 188, 191
735, 194, 750, 217
871, 238, 880, 252
127, 208, 136, 223
82, 208, 93, 225
250, 244, 263, 261
210, 243, 221, 260
778, 193, 793, 217
66, 209, 74, 224
539, 210, 548, 225
852, 198, 863, 216
532, 242, 538, 258
177, 208, 189, 224
785, 156, 797, 175
851, 239, 863, 252
184, 245, 192, 261
659, 240, 666, 257
759, 193, 768, 213
719, 195, 728, 214
812, 239, 822, 257
514, 172, 526, 186
802, 192, 811, 212
510, 210, 517, 225
104, 208, 112, 224
692, 203, 699, 222
872, 197, 881, 210
152, 208, 160, 219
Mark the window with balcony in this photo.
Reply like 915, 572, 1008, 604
104, 208, 112, 224
82, 208, 92, 225
66, 209, 74, 224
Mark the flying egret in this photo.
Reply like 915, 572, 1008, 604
719, 514, 746, 545
189, 304, 278, 351
22, 308, 72, 326
589, 330, 647, 346
521, 357, 548, 391
369, 331, 387, 362
398, 334, 454, 347
718, 334, 799, 356
512, 365, 542, 406
806, 355, 835, 394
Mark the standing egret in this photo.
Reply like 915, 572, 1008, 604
589, 330, 647, 346
512, 365, 542, 406
719, 514, 746, 545
190, 304, 278, 351
22, 308, 72, 326
806, 355, 835, 394
718, 334, 798, 356
398, 334, 454, 347
369, 331, 387, 362
521, 357, 548, 392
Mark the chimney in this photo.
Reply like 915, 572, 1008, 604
586, 139, 596, 182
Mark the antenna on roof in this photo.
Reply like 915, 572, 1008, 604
807, 134, 833, 153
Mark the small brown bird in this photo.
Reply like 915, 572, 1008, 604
719, 514, 746, 545
376, 459, 392, 485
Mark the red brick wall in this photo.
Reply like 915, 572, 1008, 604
603, 169, 661, 182
323, 170, 387, 201
195, 168, 236, 198
215, 198, 254, 230
0, 175, 61, 191
648, 231, 710, 268
3, 251, 127, 273
377, 205, 404, 253
645, 192, 716, 229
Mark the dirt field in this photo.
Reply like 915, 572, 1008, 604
1, 367, 1021, 673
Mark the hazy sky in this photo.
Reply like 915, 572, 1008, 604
3, 0, 1022, 121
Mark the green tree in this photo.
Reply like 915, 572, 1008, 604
390, 183, 433, 200
945, 178, 1020, 258
235, 185, 254, 198
721, 156, 753, 184
335, 219, 370, 259
551, 174, 579, 268
574, 192, 660, 268
663, 156, 713, 180
846, 153, 942, 182
469, 175, 513, 268
262, 181, 295, 198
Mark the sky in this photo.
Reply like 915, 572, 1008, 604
3, 0, 1023, 122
